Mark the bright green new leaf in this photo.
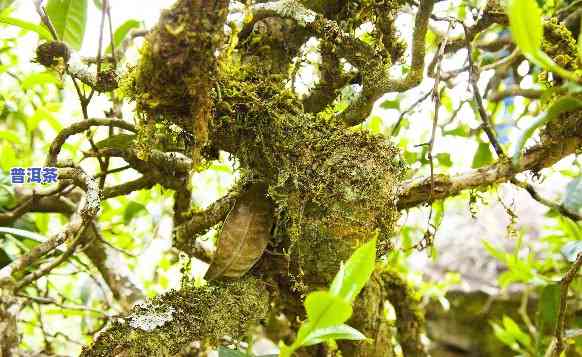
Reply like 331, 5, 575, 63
123, 201, 146, 222
513, 97, 582, 166
0, 130, 21, 144
106, 19, 141, 54
304, 291, 353, 330
329, 236, 377, 303
46, 0, 88, 50
502, 315, 531, 348
303, 324, 367, 346
0, 227, 49, 244
0, 15, 52, 41
471, 142, 494, 168
507, 0, 543, 58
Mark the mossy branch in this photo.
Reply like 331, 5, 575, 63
81, 277, 269, 357
398, 137, 582, 209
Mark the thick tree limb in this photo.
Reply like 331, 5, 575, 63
250, 0, 434, 125
81, 277, 269, 357
382, 269, 428, 357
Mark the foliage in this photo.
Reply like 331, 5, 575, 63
279, 237, 377, 356
0, 0, 581, 355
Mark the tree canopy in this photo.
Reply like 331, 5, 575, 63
0, 0, 581, 356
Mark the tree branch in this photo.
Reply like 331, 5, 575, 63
0, 168, 101, 288
45, 118, 136, 167
80, 277, 269, 356
398, 137, 582, 209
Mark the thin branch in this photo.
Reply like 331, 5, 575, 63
45, 118, 136, 166
0, 168, 101, 288
15, 222, 87, 290
462, 22, 505, 159
174, 190, 238, 255
17, 293, 112, 317
513, 179, 582, 221
551, 253, 582, 356
488, 86, 544, 102
102, 176, 155, 199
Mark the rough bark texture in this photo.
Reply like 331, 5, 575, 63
81, 277, 269, 356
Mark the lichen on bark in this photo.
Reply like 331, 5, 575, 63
81, 277, 269, 357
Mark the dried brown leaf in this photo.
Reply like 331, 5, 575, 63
205, 182, 274, 280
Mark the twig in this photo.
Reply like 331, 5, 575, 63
45, 118, 136, 167
391, 91, 431, 136
16, 223, 88, 290
462, 22, 506, 159
512, 179, 582, 221
0, 168, 101, 288
17, 293, 112, 317
551, 253, 582, 356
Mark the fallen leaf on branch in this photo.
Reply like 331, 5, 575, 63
205, 182, 274, 280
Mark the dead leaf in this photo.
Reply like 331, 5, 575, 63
205, 182, 274, 280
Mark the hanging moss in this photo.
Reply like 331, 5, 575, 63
121, 0, 228, 164
81, 277, 269, 357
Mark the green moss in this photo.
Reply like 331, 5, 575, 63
540, 18, 580, 82
213, 62, 406, 290
81, 277, 269, 357
121, 0, 228, 164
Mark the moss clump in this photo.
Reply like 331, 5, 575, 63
36, 41, 70, 67
122, 0, 228, 164
81, 277, 269, 357
541, 19, 580, 73
213, 62, 406, 289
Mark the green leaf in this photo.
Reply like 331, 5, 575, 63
471, 142, 494, 168
482, 240, 507, 263
0, 248, 12, 269
304, 291, 353, 329
106, 19, 141, 54
123, 201, 146, 222
513, 97, 582, 166
491, 321, 520, 351
217, 347, 248, 357
0, 130, 21, 144
46, 0, 88, 50
20, 72, 61, 90
0, 0, 14, 12
502, 315, 531, 348
536, 283, 560, 332
329, 236, 377, 303
0, 15, 52, 40
564, 176, 582, 213
380, 99, 399, 110
436, 153, 452, 167
303, 324, 366, 346
0, 227, 51, 246
506, 0, 543, 59
95, 134, 136, 150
